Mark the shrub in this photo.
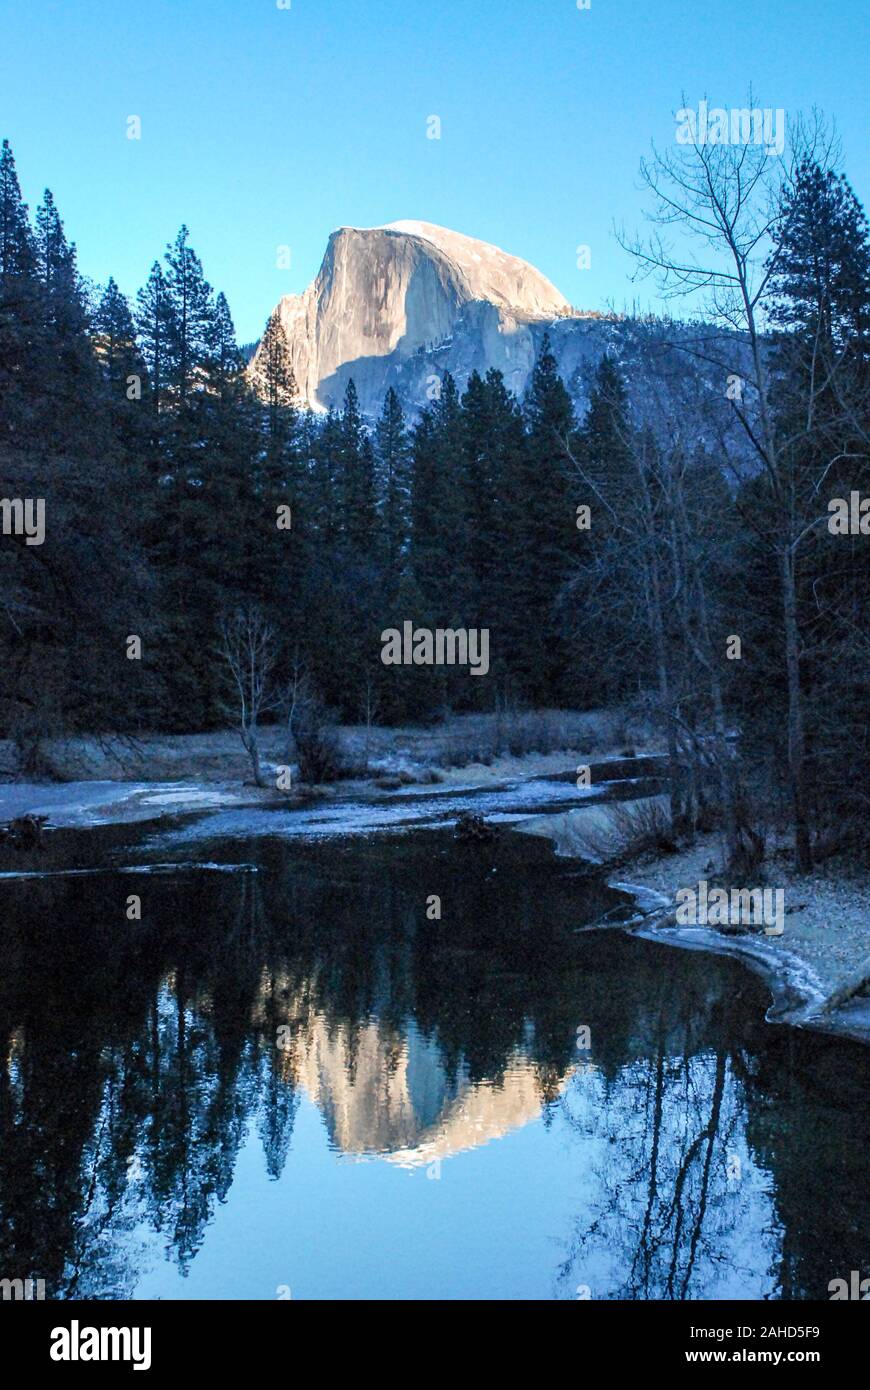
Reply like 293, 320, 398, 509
290, 697, 346, 784
574, 798, 678, 865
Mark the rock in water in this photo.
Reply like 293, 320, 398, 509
454, 812, 496, 845
0, 814, 48, 850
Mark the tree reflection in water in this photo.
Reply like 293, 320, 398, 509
0, 826, 867, 1299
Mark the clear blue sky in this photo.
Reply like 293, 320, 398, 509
2, 0, 867, 342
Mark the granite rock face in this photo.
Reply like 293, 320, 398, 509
249, 220, 615, 416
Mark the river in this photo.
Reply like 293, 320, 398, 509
0, 809, 867, 1300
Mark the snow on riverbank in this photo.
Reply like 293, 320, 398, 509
518, 808, 870, 1046
4, 759, 867, 1046
0, 777, 612, 850
0, 780, 254, 826
0, 758, 662, 838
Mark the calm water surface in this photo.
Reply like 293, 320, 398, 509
1, 817, 867, 1300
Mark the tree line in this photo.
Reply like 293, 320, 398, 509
1, 125, 868, 869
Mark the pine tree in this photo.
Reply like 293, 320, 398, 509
410, 373, 470, 622
375, 387, 410, 591
35, 190, 83, 324
569, 353, 648, 706
506, 334, 577, 703
243, 307, 309, 646
338, 379, 377, 551
93, 277, 148, 490
582, 353, 633, 518
32, 188, 97, 436
257, 309, 296, 445
207, 291, 243, 404
758, 159, 870, 842
769, 160, 870, 354
141, 230, 227, 725
0, 139, 40, 441
461, 369, 524, 632
312, 407, 342, 546
0, 139, 36, 281
163, 225, 213, 403
136, 262, 171, 414
94, 277, 140, 390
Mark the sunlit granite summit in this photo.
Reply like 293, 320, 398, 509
249, 220, 611, 415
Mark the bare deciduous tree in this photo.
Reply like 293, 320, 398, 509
219, 607, 282, 788
618, 100, 845, 870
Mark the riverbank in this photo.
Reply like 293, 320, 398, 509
519, 805, 870, 1046
3, 732, 867, 1047
0, 708, 641, 787
0, 709, 659, 830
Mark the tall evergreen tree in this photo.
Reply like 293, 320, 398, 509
92, 277, 148, 489
141, 231, 229, 725
207, 291, 243, 404
580, 353, 635, 533
460, 369, 525, 692
410, 373, 470, 622
0, 139, 35, 281
469, 371, 524, 590
769, 161, 870, 355
338, 379, 377, 551
754, 159, 870, 843
0, 139, 40, 440
311, 407, 342, 547
163, 225, 213, 403
135, 262, 171, 415
34, 189, 84, 329
94, 277, 140, 389
375, 387, 410, 591
32, 187, 96, 437
505, 334, 576, 702
257, 309, 296, 443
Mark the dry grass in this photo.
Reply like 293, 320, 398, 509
0, 704, 657, 785
570, 797, 679, 866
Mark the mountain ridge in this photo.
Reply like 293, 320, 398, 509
249, 220, 616, 416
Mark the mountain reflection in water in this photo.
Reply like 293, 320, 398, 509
0, 825, 867, 1300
